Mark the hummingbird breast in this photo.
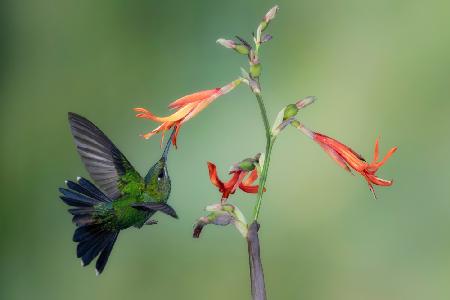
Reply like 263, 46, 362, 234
111, 196, 151, 229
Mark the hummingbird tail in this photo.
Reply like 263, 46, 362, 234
59, 177, 119, 275
73, 225, 119, 275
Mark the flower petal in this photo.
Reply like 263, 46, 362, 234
365, 174, 393, 186
374, 146, 398, 169
223, 171, 244, 197
239, 184, 259, 193
242, 169, 259, 186
181, 97, 216, 124
373, 137, 380, 162
168, 88, 220, 109
318, 143, 352, 174
207, 162, 225, 191
134, 103, 197, 123
140, 123, 167, 139
312, 133, 368, 172
239, 171, 266, 193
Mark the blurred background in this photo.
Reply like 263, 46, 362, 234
1, 0, 450, 299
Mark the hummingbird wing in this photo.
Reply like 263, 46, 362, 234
68, 112, 142, 200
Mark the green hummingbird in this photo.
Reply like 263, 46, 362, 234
59, 112, 178, 275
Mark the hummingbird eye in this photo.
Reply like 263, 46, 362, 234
157, 169, 165, 181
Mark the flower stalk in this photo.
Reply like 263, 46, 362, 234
247, 221, 266, 300
134, 4, 397, 299
251, 90, 276, 219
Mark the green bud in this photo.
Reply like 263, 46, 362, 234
250, 63, 262, 78
238, 159, 256, 171
230, 156, 258, 172
291, 119, 301, 128
234, 44, 249, 55
283, 104, 299, 120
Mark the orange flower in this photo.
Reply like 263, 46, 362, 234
207, 162, 263, 203
134, 80, 241, 147
297, 123, 397, 198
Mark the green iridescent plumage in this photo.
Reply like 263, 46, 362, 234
59, 113, 177, 275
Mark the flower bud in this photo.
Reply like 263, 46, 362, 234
216, 38, 236, 49
194, 204, 248, 238
260, 34, 273, 43
283, 104, 299, 120
239, 159, 255, 171
216, 38, 249, 55
234, 36, 252, 55
263, 5, 279, 24
272, 103, 301, 136
291, 119, 301, 128
250, 63, 262, 78
234, 44, 250, 55
296, 96, 317, 110
229, 154, 260, 172
258, 5, 279, 34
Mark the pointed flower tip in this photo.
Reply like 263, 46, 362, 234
263, 5, 280, 23
140, 133, 153, 140
296, 96, 317, 110
216, 38, 236, 49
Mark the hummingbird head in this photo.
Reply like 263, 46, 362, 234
144, 157, 171, 202
144, 129, 175, 202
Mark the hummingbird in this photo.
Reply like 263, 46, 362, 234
59, 112, 178, 275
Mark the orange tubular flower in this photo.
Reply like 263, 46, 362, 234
296, 123, 397, 198
207, 162, 263, 203
134, 79, 241, 147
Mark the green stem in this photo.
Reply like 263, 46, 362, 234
252, 91, 275, 221
255, 92, 271, 144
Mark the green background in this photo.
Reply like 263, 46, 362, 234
1, 0, 449, 299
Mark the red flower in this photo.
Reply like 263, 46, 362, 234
207, 162, 263, 203
297, 123, 397, 198
134, 80, 240, 147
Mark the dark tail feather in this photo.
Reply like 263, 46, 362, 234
59, 177, 111, 226
67, 177, 111, 203
60, 177, 111, 206
59, 187, 99, 207
96, 231, 119, 275
73, 224, 119, 274
60, 178, 118, 274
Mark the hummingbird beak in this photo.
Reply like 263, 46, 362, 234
161, 128, 176, 161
